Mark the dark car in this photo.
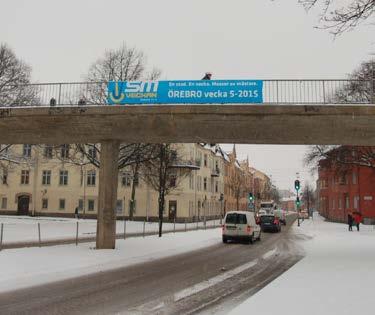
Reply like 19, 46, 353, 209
260, 215, 281, 233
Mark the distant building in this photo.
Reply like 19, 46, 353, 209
318, 146, 375, 224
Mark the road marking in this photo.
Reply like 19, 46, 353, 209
262, 248, 277, 260
174, 259, 258, 302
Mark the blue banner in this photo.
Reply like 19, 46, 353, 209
107, 80, 263, 104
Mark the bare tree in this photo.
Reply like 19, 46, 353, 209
305, 145, 375, 173
141, 144, 191, 237
84, 43, 161, 105
333, 60, 375, 103
302, 182, 316, 216
227, 169, 246, 211
0, 43, 38, 106
300, 0, 375, 35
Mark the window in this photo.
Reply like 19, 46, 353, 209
44, 145, 53, 158
42, 170, 51, 185
332, 199, 335, 210
21, 170, 30, 185
42, 198, 48, 209
339, 173, 347, 185
78, 199, 84, 211
59, 170, 68, 185
203, 177, 207, 191
170, 174, 177, 187
88, 199, 95, 211
1, 197, 7, 209
354, 196, 360, 209
60, 144, 70, 158
204, 154, 207, 167
352, 172, 357, 185
338, 197, 343, 209
133, 173, 139, 187
88, 145, 97, 159
87, 170, 96, 186
320, 179, 328, 189
116, 200, 123, 214
121, 172, 131, 187
23, 144, 32, 157
215, 181, 218, 193
2, 170, 7, 184
59, 199, 65, 210
345, 194, 350, 209
189, 173, 194, 190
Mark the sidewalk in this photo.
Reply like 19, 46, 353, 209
230, 214, 375, 315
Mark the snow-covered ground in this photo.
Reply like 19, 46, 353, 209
0, 227, 221, 294
230, 213, 375, 315
0, 215, 220, 244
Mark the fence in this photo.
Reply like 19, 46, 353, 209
0, 80, 374, 107
0, 218, 222, 250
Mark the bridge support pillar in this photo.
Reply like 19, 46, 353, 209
96, 140, 120, 249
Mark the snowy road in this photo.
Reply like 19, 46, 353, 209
0, 217, 302, 315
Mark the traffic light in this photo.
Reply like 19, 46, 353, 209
296, 196, 300, 207
248, 192, 254, 202
294, 179, 300, 191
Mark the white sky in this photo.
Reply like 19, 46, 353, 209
1, 0, 373, 190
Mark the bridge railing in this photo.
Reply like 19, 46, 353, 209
0, 80, 373, 107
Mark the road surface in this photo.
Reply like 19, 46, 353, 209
0, 217, 305, 315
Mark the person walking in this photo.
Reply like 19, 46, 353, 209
75, 206, 79, 219
202, 72, 212, 80
347, 213, 353, 231
353, 212, 362, 231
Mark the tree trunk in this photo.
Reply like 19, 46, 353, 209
158, 144, 165, 237
129, 162, 140, 220
158, 190, 165, 237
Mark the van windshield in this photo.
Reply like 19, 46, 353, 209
225, 213, 247, 224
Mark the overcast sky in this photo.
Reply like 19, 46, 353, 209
1, 0, 373, 190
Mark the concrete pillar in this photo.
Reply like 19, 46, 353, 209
96, 140, 120, 249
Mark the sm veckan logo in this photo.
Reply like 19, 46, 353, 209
108, 81, 159, 104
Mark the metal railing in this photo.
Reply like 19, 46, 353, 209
0, 80, 374, 107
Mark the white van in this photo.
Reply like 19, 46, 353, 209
222, 211, 261, 244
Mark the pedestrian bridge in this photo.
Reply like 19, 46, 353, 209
1, 80, 374, 249
1, 104, 375, 145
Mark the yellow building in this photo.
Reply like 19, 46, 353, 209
0, 143, 226, 222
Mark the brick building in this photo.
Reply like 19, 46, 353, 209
318, 146, 375, 223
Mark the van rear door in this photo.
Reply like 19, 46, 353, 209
225, 213, 238, 237
236, 214, 248, 236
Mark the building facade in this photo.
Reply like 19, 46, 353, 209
0, 143, 226, 222
318, 147, 375, 223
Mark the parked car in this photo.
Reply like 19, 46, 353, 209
222, 211, 261, 244
299, 210, 309, 219
259, 214, 281, 233
273, 209, 287, 225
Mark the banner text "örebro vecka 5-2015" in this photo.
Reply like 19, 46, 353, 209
107, 80, 263, 104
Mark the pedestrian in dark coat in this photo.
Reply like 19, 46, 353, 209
202, 72, 212, 80
347, 213, 353, 231
75, 207, 79, 219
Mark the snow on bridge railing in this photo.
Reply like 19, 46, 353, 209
0, 79, 374, 107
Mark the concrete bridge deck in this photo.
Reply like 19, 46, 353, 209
1, 104, 375, 145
